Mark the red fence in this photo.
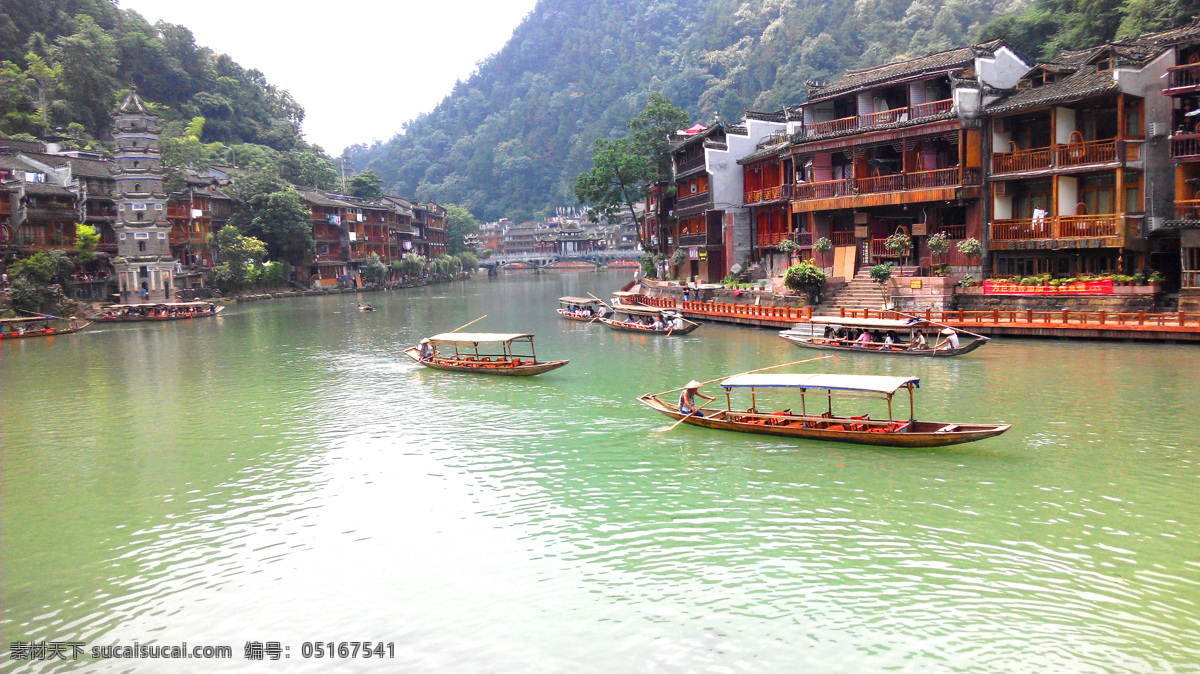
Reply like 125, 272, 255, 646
833, 307, 1200, 330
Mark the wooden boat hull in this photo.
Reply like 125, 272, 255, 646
778, 332, 987, 357
403, 347, 569, 375
96, 306, 225, 322
557, 310, 596, 322
0, 322, 91, 340
601, 318, 699, 335
638, 394, 1009, 448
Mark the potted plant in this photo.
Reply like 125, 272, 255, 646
927, 231, 950, 275
671, 247, 688, 269
884, 232, 912, 258
958, 274, 976, 288
783, 261, 827, 304
813, 237, 833, 254
777, 238, 798, 256
956, 237, 982, 264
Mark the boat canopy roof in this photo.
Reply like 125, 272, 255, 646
103, 301, 214, 308
809, 316, 926, 329
0, 316, 62, 323
721, 373, 920, 394
612, 291, 639, 297
558, 297, 599, 304
427, 332, 533, 344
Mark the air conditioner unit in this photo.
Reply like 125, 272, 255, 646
1146, 216, 1164, 230
1146, 122, 1166, 138
994, 181, 1010, 197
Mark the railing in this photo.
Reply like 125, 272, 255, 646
806, 116, 858, 136
835, 308, 1200, 331
1171, 133, 1200, 160
677, 155, 706, 174
933, 224, 967, 240
1183, 270, 1200, 289
795, 179, 853, 200
870, 238, 906, 258
793, 230, 813, 247
909, 167, 967, 189
678, 233, 707, 247
756, 231, 790, 248
1167, 63, 1200, 90
992, 147, 1055, 174
859, 108, 907, 127
990, 215, 1122, 241
1058, 139, 1118, 168
831, 231, 855, 246
1057, 214, 1120, 238
744, 189, 763, 204
763, 184, 788, 201
1175, 199, 1200, 219
683, 300, 813, 323
909, 99, 953, 119
675, 192, 710, 210
856, 174, 904, 194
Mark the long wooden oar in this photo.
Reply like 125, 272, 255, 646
648, 355, 833, 399
661, 398, 718, 432
890, 309, 989, 341
448, 315, 487, 333
586, 292, 611, 308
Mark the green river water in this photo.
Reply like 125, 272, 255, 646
1, 270, 1198, 673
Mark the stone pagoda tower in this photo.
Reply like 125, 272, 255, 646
111, 88, 174, 302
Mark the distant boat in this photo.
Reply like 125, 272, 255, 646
358, 303, 376, 312
403, 332, 569, 376
96, 301, 223, 322
556, 296, 604, 322
0, 316, 90, 341
639, 373, 1010, 448
778, 317, 987, 356
601, 304, 699, 336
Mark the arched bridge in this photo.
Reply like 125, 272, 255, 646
481, 250, 644, 272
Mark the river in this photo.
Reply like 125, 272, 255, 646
1, 270, 1198, 672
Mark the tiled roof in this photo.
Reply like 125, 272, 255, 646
670, 123, 724, 151
67, 157, 115, 179
791, 111, 957, 146
987, 46, 1119, 115
0, 138, 47, 153
24, 182, 76, 197
807, 40, 1007, 102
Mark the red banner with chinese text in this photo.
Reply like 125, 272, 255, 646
982, 279, 1113, 295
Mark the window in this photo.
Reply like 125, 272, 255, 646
138, 241, 146, 251
1125, 101, 1142, 137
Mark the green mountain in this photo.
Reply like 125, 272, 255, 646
348, 0, 1028, 222
0, 0, 307, 153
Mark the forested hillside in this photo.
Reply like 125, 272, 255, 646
0, 0, 335, 187
349, 0, 1027, 221
352, 0, 1195, 222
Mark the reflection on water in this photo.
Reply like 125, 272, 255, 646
2, 272, 1199, 672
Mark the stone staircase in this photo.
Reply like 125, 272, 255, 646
813, 266, 918, 317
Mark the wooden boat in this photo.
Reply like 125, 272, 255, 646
639, 373, 1010, 448
96, 301, 224, 322
556, 296, 604, 322
0, 316, 91, 341
358, 303, 376, 312
600, 305, 699, 336
778, 317, 987, 356
403, 332, 569, 376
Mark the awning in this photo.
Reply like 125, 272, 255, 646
558, 297, 599, 304
809, 316, 925, 329
427, 332, 532, 344
721, 373, 920, 394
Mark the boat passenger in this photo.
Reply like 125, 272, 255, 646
672, 315, 685, 331
679, 380, 715, 417
651, 316, 665, 330
910, 332, 928, 350
937, 327, 960, 351
69, 316, 79, 330
855, 330, 872, 347
882, 331, 896, 350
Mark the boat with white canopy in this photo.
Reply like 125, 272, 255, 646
778, 316, 987, 356
403, 332, 569, 375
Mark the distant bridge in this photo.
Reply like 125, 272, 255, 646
481, 250, 644, 271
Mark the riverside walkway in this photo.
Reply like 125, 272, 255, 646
630, 294, 1200, 341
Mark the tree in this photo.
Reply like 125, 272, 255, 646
213, 225, 267, 291
75, 223, 100, 264
574, 137, 652, 230
443, 204, 480, 255
52, 15, 119, 135
456, 251, 478, 272
347, 170, 383, 200
783, 261, 828, 304
398, 252, 425, 277
280, 146, 339, 190
627, 92, 690, 184
361, 252, 388, 285
226, 173, 314, 264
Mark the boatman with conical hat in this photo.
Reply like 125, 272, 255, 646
679, 380, 716, 417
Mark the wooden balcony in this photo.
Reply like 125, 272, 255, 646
745, 185, 790, 204
1171, 133, 1200, 161
831, 231, 855, 246
858, 108, 907, 127
856, 174, 904, 194
989, 214, 1123, 242
910, 99, 953, 118
675, 192, 710, 211
992, 139, 1129, 175
801, 100, 953, 138
756, 231, 790, 248
1175, 200, 1200, 220
677, 155, 706, 175
934, 224, 967, 240
1183, 270, 1200, 289
795, 179, 853, 200
805, 116, 858, 136
1166, 63, 1200, 93
677, 232, 707, 247
793, 168, 978, 206
744, 189, 762, 205
793, 230, 813, 247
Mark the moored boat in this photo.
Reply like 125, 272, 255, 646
778, 317, 987, 356
601, 305, 699, 336
556, 297, 606, 322
403, 332, 569, 376
96, 301, 223, 322
639, 373, 1010, 447
0, 316, 91, 341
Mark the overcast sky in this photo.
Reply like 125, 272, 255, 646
118, 0, 538, 154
